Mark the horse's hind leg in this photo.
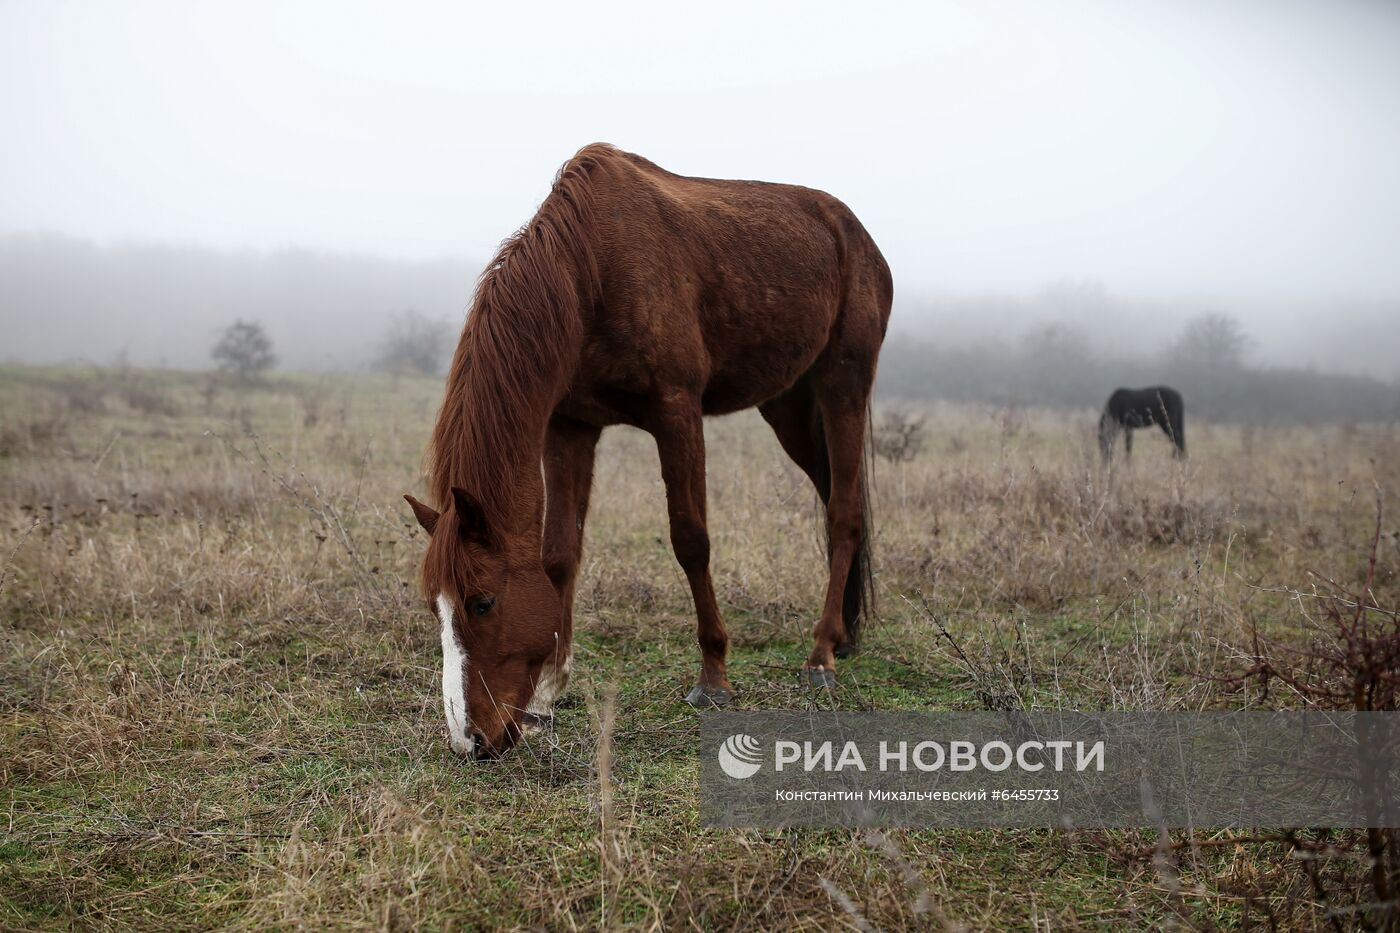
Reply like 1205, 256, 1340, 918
760, 383, 863, 660
1157, 419, 1177, 456
760, 381, 830, 500
1169, 410, 1186, 458
804, 362, 876, 687
649, 396, 734, 707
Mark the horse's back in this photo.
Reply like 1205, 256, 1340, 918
1140, 386, 1183, 412
572, 145, 891, 413
583, 145, 884, 300
1109, 386, 1182, 407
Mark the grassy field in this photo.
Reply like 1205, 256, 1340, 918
2, 364, 1397, 930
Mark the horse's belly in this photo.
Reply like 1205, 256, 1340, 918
699, 316, 830, 413
700, 376, 791, 415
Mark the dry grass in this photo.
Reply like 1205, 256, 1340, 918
2, 364, 1398, 930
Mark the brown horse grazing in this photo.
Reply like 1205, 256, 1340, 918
404, 144, 892, 758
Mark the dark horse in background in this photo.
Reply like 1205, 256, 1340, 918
404, 144, 893, 757
1099, 386, 1186, 460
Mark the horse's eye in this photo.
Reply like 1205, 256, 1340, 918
472, 596, 496, 617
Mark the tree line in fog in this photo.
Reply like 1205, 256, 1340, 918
3, 234, 1398, 423
878, 312, 1400, 423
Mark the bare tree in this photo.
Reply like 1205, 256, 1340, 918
212, 319, 276, 380
1171, 313, 1249, 371
375, 309, 452, 376
1021, 320, 1091, 362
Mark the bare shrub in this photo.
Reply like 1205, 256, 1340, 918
0, 409, 74, 459
1230, 488, 1397, 713
1151, 490, 1400, 930
873, 407, 927, 464
50, 376, 107, 415
295, 384, 330, 428
997, 404, 1027, 442
114, 376, 181, 417
200, 373, 222, 412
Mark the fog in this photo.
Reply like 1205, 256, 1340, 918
2, 1, 1399, 381
0, 233, 473, 371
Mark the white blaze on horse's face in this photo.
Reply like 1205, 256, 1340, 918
436, 594, 473, 757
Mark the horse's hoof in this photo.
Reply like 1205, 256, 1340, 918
802, 667, 838, 689
685, 684, 734, 708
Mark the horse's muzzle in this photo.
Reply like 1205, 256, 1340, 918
471, 720, 522, 760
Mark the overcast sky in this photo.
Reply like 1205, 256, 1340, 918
3, 0, 1399, 304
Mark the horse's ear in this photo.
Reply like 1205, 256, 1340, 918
450, 486, 495, 546
404, 494, 439, 535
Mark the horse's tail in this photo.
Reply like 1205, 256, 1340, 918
835, 403, 877, 657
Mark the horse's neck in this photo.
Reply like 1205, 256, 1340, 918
496, 419, 548, 545
450, 342, 577, 545
435, 222, 589, 541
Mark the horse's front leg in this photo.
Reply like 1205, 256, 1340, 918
649, 398, 733, 707
532, 415, 601, 727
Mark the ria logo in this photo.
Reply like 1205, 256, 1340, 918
718, 733, 763, 779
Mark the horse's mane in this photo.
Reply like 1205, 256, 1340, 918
427, 145, 607, 526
